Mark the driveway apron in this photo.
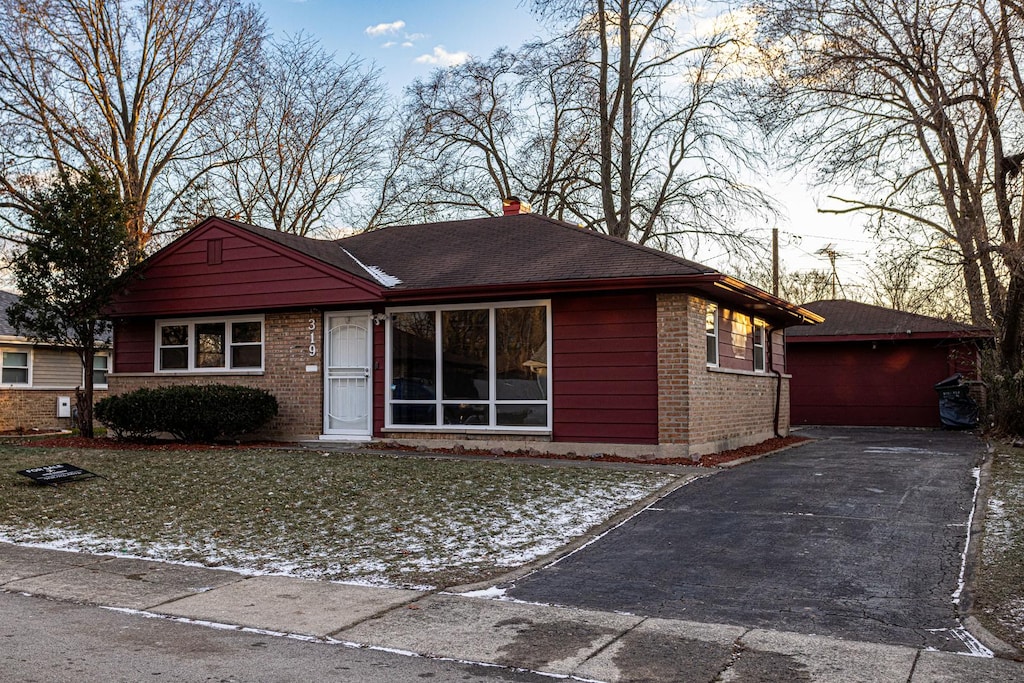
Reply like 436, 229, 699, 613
504, 427, 985, 652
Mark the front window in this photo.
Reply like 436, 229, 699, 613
2, 350, 29, 384
706, 303, 718, 366
388, 302, 550, 430
92, 354, 109, 387
753, 320, 766, 372
156, 317, 263, 372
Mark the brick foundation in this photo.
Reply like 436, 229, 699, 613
108, 311, 324, 439
0, 388, 108, 432
657, 293, 789, 459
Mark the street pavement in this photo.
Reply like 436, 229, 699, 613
505, 427, 985, 652
3, 427, 1024, 681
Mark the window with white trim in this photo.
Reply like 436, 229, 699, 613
156, 317, 264, 372
752, 319, 766, 372
705, 303, 718, 366
2, 350, 29, 384
387, 302, 550, 430
92, 354, 109, 387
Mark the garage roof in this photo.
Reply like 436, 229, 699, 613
787, 300, 992, 341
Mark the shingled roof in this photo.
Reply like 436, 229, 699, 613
226, 213, 713, 289
786, 300, 991, 339
150, 215, 820, 327
0, 290, 18, 337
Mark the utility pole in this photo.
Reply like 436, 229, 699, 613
772, 227, 779, 297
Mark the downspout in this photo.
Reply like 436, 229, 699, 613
768, 325, 783, 438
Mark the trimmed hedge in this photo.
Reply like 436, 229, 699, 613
95, 384, 278, 442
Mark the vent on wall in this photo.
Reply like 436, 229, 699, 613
207, 238, 223, 265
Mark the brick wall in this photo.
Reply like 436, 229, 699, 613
657, 293, 789, 458
108, 311, 323, 439
0, 388, 108, 432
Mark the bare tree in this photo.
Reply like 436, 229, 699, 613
531, 0, 776, 252
0, 0, 265, 247
216, 34, 389, 236
386, 1, 774, 257
754, 0, 1024, 368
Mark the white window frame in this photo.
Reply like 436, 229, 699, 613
752, 319, 767, 373
154, 315, 265, 373
91, 352, 110, 388
705, 303, 719, 367
1, 347, 31, 386
385, 300, 552, 432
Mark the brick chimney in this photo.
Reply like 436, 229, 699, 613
502, 196, 531, 216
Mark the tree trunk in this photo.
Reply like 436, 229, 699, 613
80, 343, 95, 439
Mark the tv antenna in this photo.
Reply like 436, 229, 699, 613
816, 243, 844, 299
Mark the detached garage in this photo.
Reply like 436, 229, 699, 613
787, 300, 992, 428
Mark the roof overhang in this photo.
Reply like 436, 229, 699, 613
382, 273, 823, 328
787, 330, 994, 343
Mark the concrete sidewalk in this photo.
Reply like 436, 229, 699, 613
2, 543, 1022, 682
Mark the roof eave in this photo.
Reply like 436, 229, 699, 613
787, 330, 995, 343
382, 273, 820, 326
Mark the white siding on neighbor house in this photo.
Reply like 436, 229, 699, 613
31, 348, 82, 387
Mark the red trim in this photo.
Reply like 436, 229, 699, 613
382, 274, 820, 327
787, 331, 993, 343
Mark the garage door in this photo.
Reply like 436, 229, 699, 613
788, 341, 949, 427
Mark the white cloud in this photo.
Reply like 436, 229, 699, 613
401, 41, 414, 48
414, 45, 470, 67
365, 20, 405, 37
381, 41, 397, 48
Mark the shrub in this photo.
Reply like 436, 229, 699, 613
95, 384, 278, 442
981, 350, 1024, 437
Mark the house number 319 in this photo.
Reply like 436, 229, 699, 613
308, 319, 317, 357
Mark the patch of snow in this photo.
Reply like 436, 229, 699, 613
952, 467, 981, 605
341, 248, 402, 287
925, 625, 993, 658
458, 586, 508, 599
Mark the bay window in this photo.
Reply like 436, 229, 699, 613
388, 302, 550, 430
156, 317, 264, 372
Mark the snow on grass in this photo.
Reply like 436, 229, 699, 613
0, 445, 674, 589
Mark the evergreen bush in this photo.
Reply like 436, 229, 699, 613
95, 384, 278, 442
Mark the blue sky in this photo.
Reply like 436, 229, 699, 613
257, 1, 543, 92
255, 1, 872, 289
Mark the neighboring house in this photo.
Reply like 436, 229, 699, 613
104, 209, 821, 458
786, 299, 993, 428
0, 290, 110, 432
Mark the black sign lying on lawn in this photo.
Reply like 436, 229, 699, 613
17, 463, 102, 485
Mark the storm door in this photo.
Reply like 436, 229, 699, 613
323, 312, 372, 438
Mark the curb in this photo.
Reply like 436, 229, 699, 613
960, 441, 1024, 660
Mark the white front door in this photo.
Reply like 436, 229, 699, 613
323, 312, 372, 439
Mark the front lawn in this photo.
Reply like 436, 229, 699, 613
0, 444, 676, 589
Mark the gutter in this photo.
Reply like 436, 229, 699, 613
382, 273, 823, 327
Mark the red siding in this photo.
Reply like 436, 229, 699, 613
112, 318, 155, 373
788, 341, 954, 427
107, 223, 380, 317
552, 293, 658, 444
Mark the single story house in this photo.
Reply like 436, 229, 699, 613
0, 290, 110, 431
786, 299, 992, 428
104, 209, 821, 458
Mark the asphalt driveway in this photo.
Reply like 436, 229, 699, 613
504, 427, 986, 652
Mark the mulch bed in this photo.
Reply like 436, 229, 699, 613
5, 433, 810, 467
